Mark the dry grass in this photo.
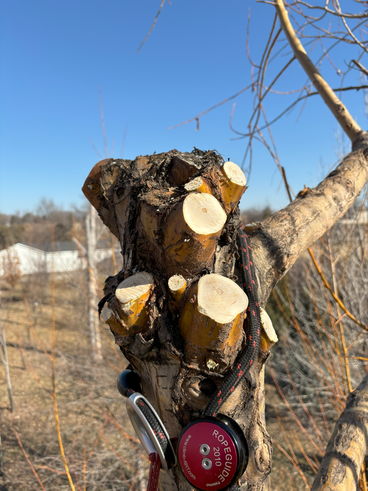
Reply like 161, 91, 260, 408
0, 271, 317, 491
1, 210, 368, 491
0, 275, 327, 491
0, 272, 149, 491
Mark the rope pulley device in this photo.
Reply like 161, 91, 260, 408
117, 369, 177, 472
117, 370, 248, 491
116, 231, 260, 491
177, 415, 248, 490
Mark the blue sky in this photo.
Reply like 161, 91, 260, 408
0, 0, 367, 216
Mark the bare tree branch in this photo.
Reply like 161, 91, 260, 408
98, 85, 108, 159
352, 59, 368, 77
291, 0, 368, 19
136, 0, 166, 53
230, 85, 368, 140
311, 370, 368, 490
250, 142, 368, 303
274, 0, 363, 142
333, 0, 368, 55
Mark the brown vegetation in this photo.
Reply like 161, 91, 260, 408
1, 202, 367, 490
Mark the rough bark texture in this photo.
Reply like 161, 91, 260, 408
249, 139, 368, 304
82, 140, 368, 490
311, 371, 368, 491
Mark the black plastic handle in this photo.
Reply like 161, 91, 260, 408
117, 369, 142, 397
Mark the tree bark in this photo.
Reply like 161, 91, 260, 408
249, 138, 368, 305
311, 370, 368, 491
0, 321, 14, 413
85, 204, 102, 362
82, 142, 368, 489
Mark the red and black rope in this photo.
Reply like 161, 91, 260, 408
125, 388, 170, 491
125, 388, 171, 463
126, 230, 260, 491
204, 230, 261, 418
147, 453, 161, 491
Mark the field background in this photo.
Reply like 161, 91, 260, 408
1, 202, 367, 490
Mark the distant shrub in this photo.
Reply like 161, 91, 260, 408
2, 247, 22, 288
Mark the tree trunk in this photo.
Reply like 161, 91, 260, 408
85, 204, 102, 362
80, 0, 368, 485
82, 141, 368, 489
0, 321, 14, 413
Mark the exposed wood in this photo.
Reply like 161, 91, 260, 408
168, 274, 187, 306
111, 272, 154, 335
311, 371, 368, 491
163, 193, 227, 277
168, 155, 201, 186
184, 176, 211, 194
179, 274, 248, 370
219, 161, 247, 213
259, 308, 278, 353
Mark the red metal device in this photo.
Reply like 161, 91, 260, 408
177, 415, 248, 491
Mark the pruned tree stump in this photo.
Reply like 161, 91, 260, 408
83, 149, 274, 490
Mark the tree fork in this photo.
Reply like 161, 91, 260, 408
84, 149, 274, 489
80, 0, 368, 488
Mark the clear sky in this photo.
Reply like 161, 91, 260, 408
0, 0, 367, 216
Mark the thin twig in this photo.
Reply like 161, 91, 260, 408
351, 59, 368, 77
308, 247, 368, 333
272, 437, 310, 487
168, 83, 254, 130
270, 368, 325, 456
136, 0, 166, 53
12, 425, 47, 491
50, 229, 76, 491
230, 85, 368, 140
327, 235, 352, 393
99, 85, 108, 159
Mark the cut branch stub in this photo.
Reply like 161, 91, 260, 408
168, 155, 201, 186
180, 273, 248, 370
184, 176, 212, 194
105, 272, 154, 336
219, 161, 247, 213
259, 308, 278, 352
163, 193, 227, 277
82, 158, 120, 239
168, 274, 187, 307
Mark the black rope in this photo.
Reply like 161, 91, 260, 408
126, 388, 170, 462
204, 231, 261, 418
